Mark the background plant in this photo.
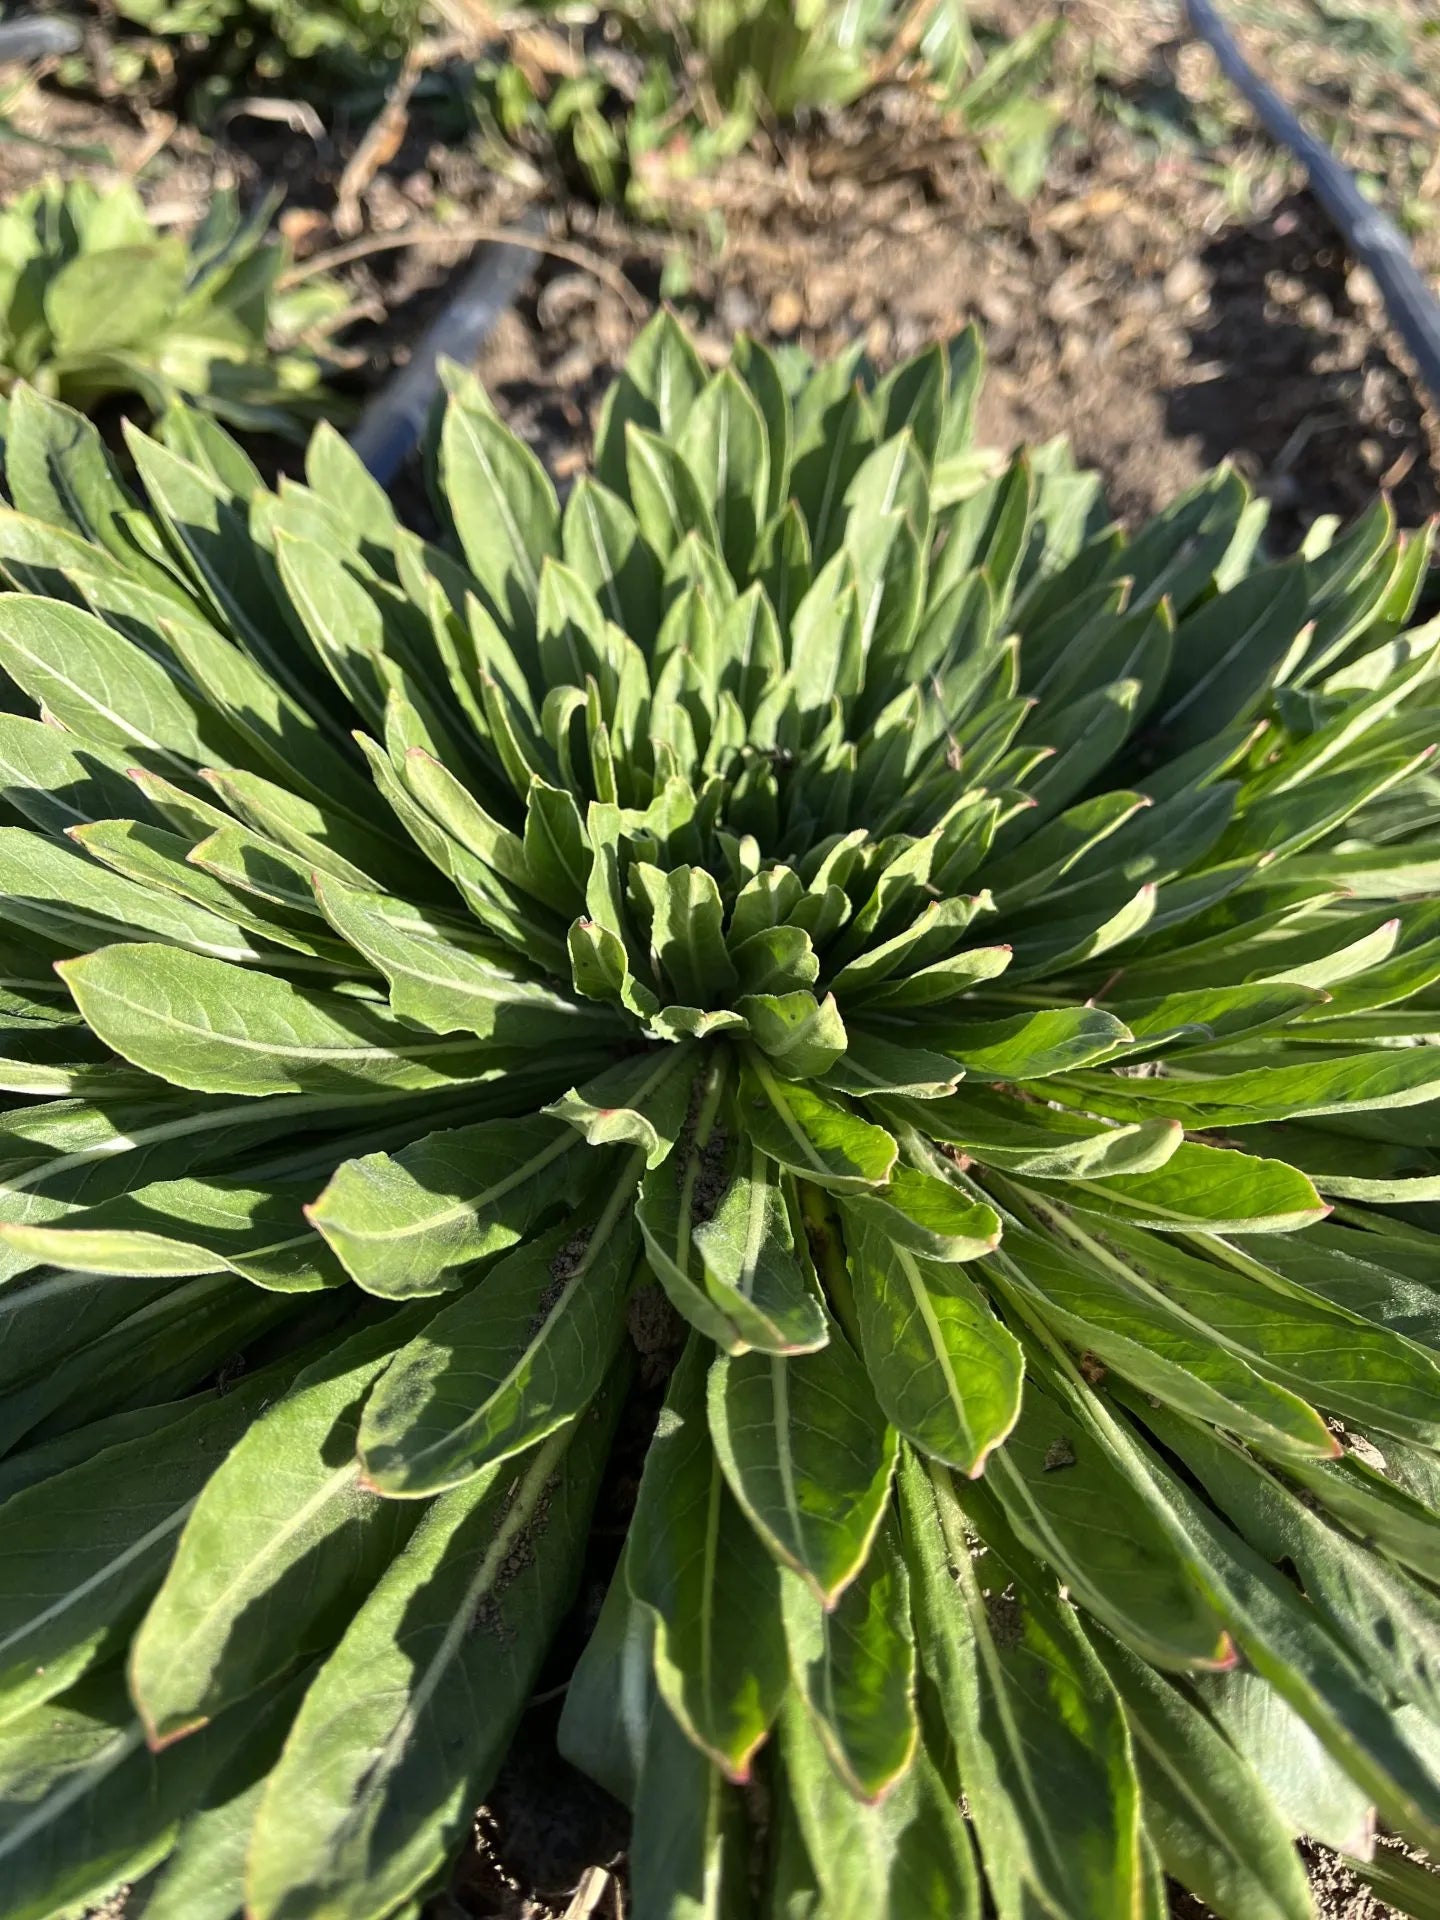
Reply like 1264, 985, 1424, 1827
0, 316, 1435, 1919
108, 0, 430, 73
478, 0, 1063, 213
0, 177, 346, 432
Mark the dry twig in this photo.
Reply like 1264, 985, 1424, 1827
280, 219, 648, 319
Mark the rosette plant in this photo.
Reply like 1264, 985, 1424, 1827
0, 316, 1436, 1920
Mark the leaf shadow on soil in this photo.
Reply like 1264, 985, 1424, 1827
1163, 192, 1440, 552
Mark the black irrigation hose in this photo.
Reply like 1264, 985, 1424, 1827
0, 14, 81, 60
348, 208, 545, 488
1186, 0, 1440, 406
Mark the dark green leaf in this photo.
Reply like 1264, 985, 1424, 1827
627, 1339, 788, 1780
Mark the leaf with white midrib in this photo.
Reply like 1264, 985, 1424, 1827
991, 1220, 1336, 1461
0, 1668, 286, 1920
780, 1525, 918, 1803
708, 1330, 897, 1605
357, 1178, 641, 1495
982, 1374, 1231, 1672
688, 1131, 829, 1353
0, 825, 262, 964
0, 593, 223, 778
846, 1210, 1023, 1476
627, 1339, 788, 1782
0, 1372, 277, 1727
0, 1173, 345, 1289
130, 1311, 427, 1741
736, 1052, 897, 1194
899, 1453, 1146, 1920
59, 944, 514, 1096
1091, 1632, 1312, 1920
308, 1113, 587, 1298
245, 1394, 614, 1920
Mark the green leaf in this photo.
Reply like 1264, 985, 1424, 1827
305, 420, 397, 555
357, 1183, 640, 1495
1197, 1667, 1374, 1856
0, 1172, 346, 1290
0, 710, 140, 836
545, 1045, 696, 1167
273, 530, 388, 726
440, 392, 557, 641
74, 818, 359, 970
1137, 1434, 1440, 1850
1150, 560, 1311, 749
245, 1395, 616, 1920
0, 1671, 278, 1920
1344, 1846, 1440, 1920
678, 368, 769, 578
59, 946, 505, 1096
1065, 1047, 1440, 1128
823, 1031, 966, 1099
738, 988, 847, 1079
627, 1338, 788, 1780
630, 1696, 752, 1920
899, 1453, 1145, 1920
708, 1329, 897, 1604
199, 764, 413, 896
1106, 980, 1328, 1053
790, 365, 875, 565
629, 1704, 756, 1912
780, 1523, 918, 1801
0, 1370, 278, 1727
132, 1672, 309, 1920
992, 1221, 1338, 1462
1048, 1212, 1440, 1448
689, 1127, 829, 1353
313, 874, 619, 1047
124, 429, 335, 728
845, 1161, 1001, 1262
1053, 1140, 1329, 1234
1282, 1443, 1440, 1585
47, 239, 188, 354
130, 1312, 423, 1742
983, 1371, 1232, 1671
523, 777, 589, 912
933, 1006, 1132, 1077
626, 423, 721, 564
1017, 680, 1142, 828
308, 1113, 587, 1298
555, 1541, 654, 1811
4, 386, 145, 557
904, 1086, 1183, 1179
595, 308, 707, 491
1089, 1634, 1313, 1920
561, 475, 662, 646
635, 861, 740, 1007
777, 1691, 981, 1920
1145, 1404, 1440, 1727
0, 824, 262, 963
0, 592, 236, 775
845, 1209, 1023, 1475
736, 1053, 897, 1193
734, 334, 791, 520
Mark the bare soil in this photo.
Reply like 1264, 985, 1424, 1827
469, 84, 1439, 557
